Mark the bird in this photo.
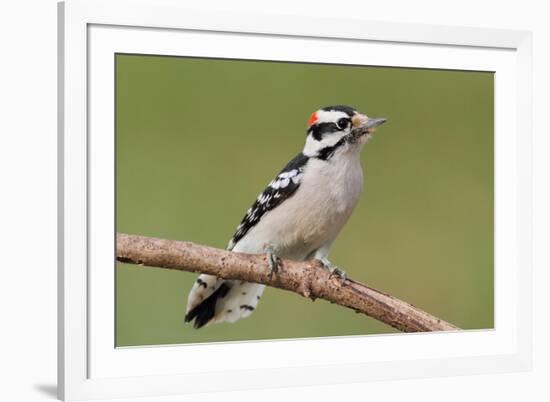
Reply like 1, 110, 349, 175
184, 105, 387, 329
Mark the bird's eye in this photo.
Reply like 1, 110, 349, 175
337, 118, 350, 130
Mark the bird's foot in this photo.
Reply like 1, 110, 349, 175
265, 245, 281, 278
318, 258, 347, 283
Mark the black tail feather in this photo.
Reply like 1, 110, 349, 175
184, 283, 231, 329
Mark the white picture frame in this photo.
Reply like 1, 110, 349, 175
58, 0, 533, 400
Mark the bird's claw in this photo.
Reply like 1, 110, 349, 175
265, 246, 280, 278
318, 258, 347, 284
329, 267, 347, 282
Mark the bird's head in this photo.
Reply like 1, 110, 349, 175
302, 105, 387, 159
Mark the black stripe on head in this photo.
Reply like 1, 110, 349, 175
308, 122, 339, 141
316, 137, 347, 161
321, 105, 357, 117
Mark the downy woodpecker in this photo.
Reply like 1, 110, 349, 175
185, 105, 386, 328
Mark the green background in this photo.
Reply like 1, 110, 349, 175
115, 54, 494, 347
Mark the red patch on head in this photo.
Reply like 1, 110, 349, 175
307, 112, 318, 127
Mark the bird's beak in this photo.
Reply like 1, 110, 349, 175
364, 117, 387, 132
352, 114, 387, 133
350, 116, 387, 140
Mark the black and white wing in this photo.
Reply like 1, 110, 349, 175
185, 152, 309, 328
227, 152, 309, 250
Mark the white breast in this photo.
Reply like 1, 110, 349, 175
233, 152, 364, 260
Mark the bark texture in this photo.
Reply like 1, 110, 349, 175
116, 233, 460, 332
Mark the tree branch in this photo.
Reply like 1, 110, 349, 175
116, 233, 460, 333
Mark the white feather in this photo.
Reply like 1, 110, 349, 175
314, 109, 349, 124
185, 274, 223, 314
234, 147, 364, 261
210, 282, 265, 324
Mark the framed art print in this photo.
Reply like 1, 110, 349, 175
58, 0, 532, 400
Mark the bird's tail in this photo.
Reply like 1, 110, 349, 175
184, 274, 265, 329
